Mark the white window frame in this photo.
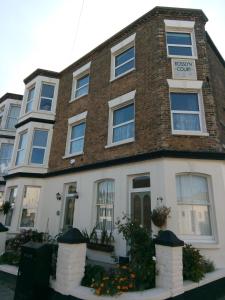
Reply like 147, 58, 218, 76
70, 62, 91, 102
176, 173, 217, 243
19, 185, 41, 229
15, 130, 28, 166
25, 85, 35, 113
0, 142, 14, 174
5, 186, 17, 227
5, 104, 21, 130
39, 82, 55, 112
167, 79, 208, 136
106, 90, 136, 148
30, 129, 49, 165
110, 33, 136, 81
64, 111, 87, 158
164, 20, 197, 59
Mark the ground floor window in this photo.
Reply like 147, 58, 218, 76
96, 179, 114, 231
5, 187, 17, 227
20, 186, 40, 227
176, 174, 213, 239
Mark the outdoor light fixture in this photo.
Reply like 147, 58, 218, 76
56, 192, 62, 201
74, 188, 79, 199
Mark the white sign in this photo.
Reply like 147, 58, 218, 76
172, 59, 197, 80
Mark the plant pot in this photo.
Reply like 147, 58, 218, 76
87, 242, 114, 252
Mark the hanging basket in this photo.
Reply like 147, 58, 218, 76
0, 201, 12, 215
151, 206, 171, 228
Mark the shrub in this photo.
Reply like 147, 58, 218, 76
81, 264, 106, 288
183, 244, 215, 282
116, 215, 155, 290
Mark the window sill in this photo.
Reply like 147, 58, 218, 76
62, 152, 84, 159
69, 94, 88, 103
110, 68, 135, 82
167, 55, 198, 60
183, 240, 219, 249
172, 131, 209, 137
105, 138, 135, 149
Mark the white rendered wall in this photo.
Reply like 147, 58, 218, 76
4, 158, 225, 267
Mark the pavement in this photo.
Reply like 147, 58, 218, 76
0, 271, 16, 300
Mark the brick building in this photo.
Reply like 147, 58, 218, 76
1, 6, 225, 266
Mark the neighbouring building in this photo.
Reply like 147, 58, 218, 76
0, 93, 22, 210
1, 6, 225, 267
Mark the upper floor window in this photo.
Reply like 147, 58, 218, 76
75, 74, 89, 98
30, 129, 48, 164
170, 92, 201, 132
164, 20, 197, 59
107, 90, 136, 147
70, 122, 86, 155
6, 105, 20, 129
176, 174, 213, 240
96, 179, 114, 231
39, 83, 55, 111
0, 106, 5, 128
113, 104, 134, 143
64, 111, 87, 158
20, 186, 40, 228
25, 86, 35, 113
166, 32, 192, 56
71, 62, 91, 102
16, 131, 28, 165
0, 143, 13, 174
111, 33, 136, 81
115, 46, 135, 78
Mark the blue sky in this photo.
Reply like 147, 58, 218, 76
0, 0, 225, 96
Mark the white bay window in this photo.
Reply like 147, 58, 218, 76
16, 131, 28, 165
30, 129, 48, 164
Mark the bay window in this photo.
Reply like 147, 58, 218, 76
20, 186, 40, 227
30, 129, 48, 164
6, 105, 20, 129
5, 187, 17, 227
0, 143, 13, 174
25, 86, 35, 113
39, 83, 55, 111
16, 131, 28, 165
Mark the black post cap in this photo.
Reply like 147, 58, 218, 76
57, 228, 87, 244
154, 230, 184, 247
0, 223, 8, 232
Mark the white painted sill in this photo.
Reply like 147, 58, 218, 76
62, 152, 84, 159
105, 138, 135, 149
110, 68, 135, 82
172, 131, 209, 137
69, 94, 88, 103
167, 55, 198, 60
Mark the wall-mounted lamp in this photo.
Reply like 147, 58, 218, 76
74, 188, 79, 199
56, 192, 62, 201
157, 196, 163, 203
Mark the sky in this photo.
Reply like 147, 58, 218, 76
0, 0, 225, 96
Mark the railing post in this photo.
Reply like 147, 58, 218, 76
0, 223, 8, 255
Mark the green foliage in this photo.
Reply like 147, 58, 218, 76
116, 215, 155, 290
183, 244, 215, 282
0, 229, 44, 266
82, 225, 114, 246
151, 206, 171, 228
81, 264, 106, 287
0, 201, 12, 215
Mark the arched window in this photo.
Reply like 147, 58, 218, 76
176, 174, 213, 239
96, 179, 114, 231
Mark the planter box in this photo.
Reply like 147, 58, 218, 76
87, 243, 114, 252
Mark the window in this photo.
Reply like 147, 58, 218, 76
111, 33, 136, 80
130, 175, 151, 231
0, 143, 13, 174
166, 32, 193, 56
75, 74, 89, 98
0, 106, 4, 128
113, 104, 134, 143
39, 83, 55, 111
20, 186, 40, 227
176, 174, 213, 239
164, 19, 197, 58
96, 180, 114, 231
30, 129, 48, 164
115, 47, 135, 78
25, 86, 35, 113
6, 105, 20, 129
5, 187, 17, 227
170, 92, 202, 132
71, 62, 91, 101
16, 131, 28, 165
69, 122, 85, 155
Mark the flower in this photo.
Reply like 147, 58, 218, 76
152, 256, 156, 261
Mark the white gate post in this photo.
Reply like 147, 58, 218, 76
155, 230, 184, 297
0, 223, 8, 255
54, 228, 87, 296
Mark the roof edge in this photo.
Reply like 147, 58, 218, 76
206, 31, 225, 69
0, 93, 23, 104
24, 68, 60, 85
